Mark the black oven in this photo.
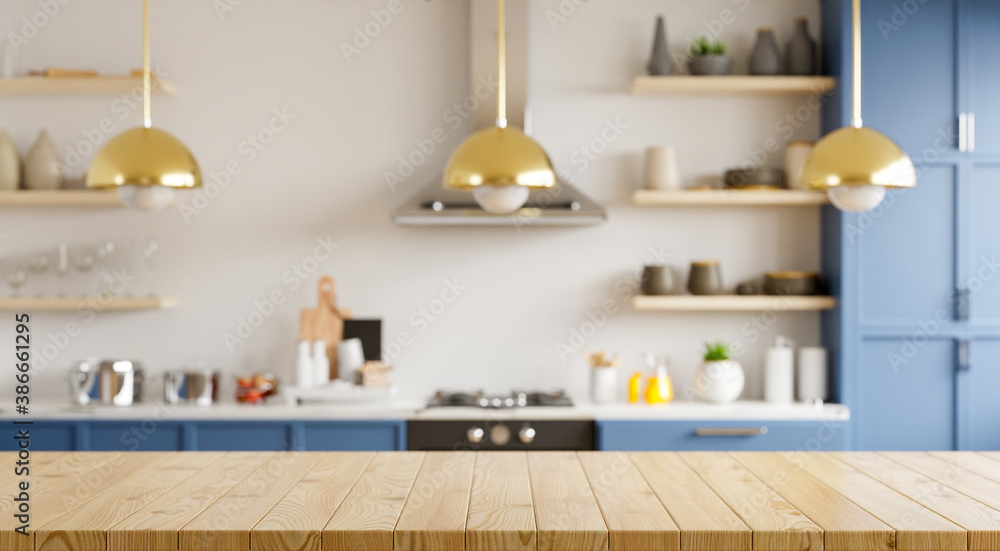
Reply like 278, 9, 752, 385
406, 420, 595, 451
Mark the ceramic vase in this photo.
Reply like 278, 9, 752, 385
688, 55, 733, 76
641, 265, 676, 296
25, 130, 63, 190
646, 16, 673, 76
687, 261, 722, 295
786, 17, 817, 76
0, 130, 21, 191
749, 27, 781, 75
693, 360, 745, 403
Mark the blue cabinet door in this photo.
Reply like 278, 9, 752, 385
858, 166, 957, 324
88, 421, 185, 451
195, 422, 293, 451
596, 421, 848, 452
968, 339, 1000, 450
303, 421, 404, 451
861, 0, 958, 153
966, 0, 1000, 154
857, 338, 956, 450
1, 422, 78, 451
967, 163, 1000, 322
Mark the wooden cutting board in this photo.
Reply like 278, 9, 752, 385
299, 276, 351, 380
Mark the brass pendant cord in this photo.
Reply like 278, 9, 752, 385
851, 0, 862, 129
143, 0, 152, 129
496, 0, 507, 129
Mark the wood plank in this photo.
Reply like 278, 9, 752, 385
251, 452, 373, 551
578, 452, 679, 551
0, 452, 178, 551
528, 452, 608, 551
0, 453, 120, 512
630, 76, 837, 95
978, 452, 1000, 465
733, 453, 894, 551
466, 452, 536, 551
323, 452, 425, 551
0, 75, 177, 96
782, 452, 966, 551
630, 295, 836, 312
108, 452, 273, 551
35, 453, 218, 551
883, 452, 1000, 514
395, 451, 476, 551
933, 452, 1000, 485
835, 452, 1000, 551
678, 452, 823, 551
0, 296, 176, 311
0, 190, 121, 207
631, 189, 830, 207
179, 452, 322, 551
631, 452, 750, 551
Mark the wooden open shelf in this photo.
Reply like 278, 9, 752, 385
632, 189, 830, 207
0, 75, 178, 96
0, 296, 176, 311
631, 75, 837, 95
0, 190, 123, 207
632, 295, 836, 312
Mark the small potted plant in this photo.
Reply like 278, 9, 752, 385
692, 341, 745, 403
687, 36, 733, 76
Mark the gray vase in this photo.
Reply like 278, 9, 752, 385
786, 17, 817, 75
749, 27, 781, 76
688, 261, 722, 296
25, 129, 63, 190
641, 265, 676, 295
688, 55, 733, 76
646, 16, 673, 76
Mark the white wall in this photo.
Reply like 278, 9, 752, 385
0, 0, 824, 404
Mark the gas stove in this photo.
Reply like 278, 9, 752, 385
427, 389, 573, 409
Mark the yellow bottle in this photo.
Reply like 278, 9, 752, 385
644, 365, 674, 404
628, 372, 642, 403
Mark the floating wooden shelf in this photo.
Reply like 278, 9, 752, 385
631, 295, 836, 312
631, 75, 837, 95
631, 189, 830, 207
0, 296, 177, 311
0, 190, 123, 207
0, 75, 178, 96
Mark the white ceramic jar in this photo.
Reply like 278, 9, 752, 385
693, 360, 745, 403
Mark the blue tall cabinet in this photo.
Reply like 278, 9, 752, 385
822, 0, 1000, 450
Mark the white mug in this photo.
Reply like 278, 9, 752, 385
644, 145, 682, 190
337, 338, 366, 382
785, 141, 815, 190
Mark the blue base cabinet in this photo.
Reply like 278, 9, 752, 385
596, 421, 848, 452
2, 420, 406, 452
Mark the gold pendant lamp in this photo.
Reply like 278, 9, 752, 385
801, 0, 915, 212
443, 0, 556, 215
86, 0, 201, 211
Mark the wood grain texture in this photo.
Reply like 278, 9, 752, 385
528, 452, 609, 551
883, 452, 1000, 514
979, 452, 1000, 464
678, 452, 823, 551
835, 452, 1000, 551
35, 453, 218, 551
578, 452, 679, 551
108, 452, 273, 551
733, 453, 894, 551
179, 452, 322, 551
630, 76, 837, 95
0, 452, 118, 512
783, 452, 966, 551
933, 451, 1000, 484
323, 452, 425, 551
466, 452, 536, 551
631, 189, 830, 207
251, 452, 373, 551
630, 453, 751, 551
394, 451, 476, 551
0, 452, 176, 551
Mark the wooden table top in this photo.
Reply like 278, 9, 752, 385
3, 451, 1000, 551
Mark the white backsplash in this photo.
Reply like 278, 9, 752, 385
0, 0, 823, 404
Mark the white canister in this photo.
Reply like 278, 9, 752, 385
797, 346, 828, 402
312, 340, 330, 386
784, 141, 814, 190
644, 145, 682, 190
295, 340, 314, 389
764, 336, 794, 403
591, 367, 617, 404
337, 338, 366, 382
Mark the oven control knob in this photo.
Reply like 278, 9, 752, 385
467, 427, 485, 444
518, 424, 536, 444
490, 424, 511, 446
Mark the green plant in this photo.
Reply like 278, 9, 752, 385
703, 341, 732, 362
688, 36, 729, 58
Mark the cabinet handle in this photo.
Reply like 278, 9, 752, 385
695, 427, 768, 437
969, 113, 976, 153
956, 288, 971, 321
959, 113, 968, 152
957, 340, 972, 372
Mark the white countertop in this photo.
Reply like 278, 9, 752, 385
4, 400, 848, 422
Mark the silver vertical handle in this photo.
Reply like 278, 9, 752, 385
957, 340, 972, 372
956, 288, 970, 321
959, 113, 968, 152
968, 113, 976, 152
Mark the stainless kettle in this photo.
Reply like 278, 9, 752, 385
69, 359, 144, 406
164, 369, 219, 406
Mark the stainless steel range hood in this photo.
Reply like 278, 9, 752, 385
392, 0, 606, 227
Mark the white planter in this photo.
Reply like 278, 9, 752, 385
693, 360, 744, 403
591, 367, 617, 404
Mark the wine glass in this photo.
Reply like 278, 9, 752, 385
4, 258, 28, 296
53, 244, 70, 297
142, 237, 159, 296
72, 244, 97, 296
27, 250, 51, 296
